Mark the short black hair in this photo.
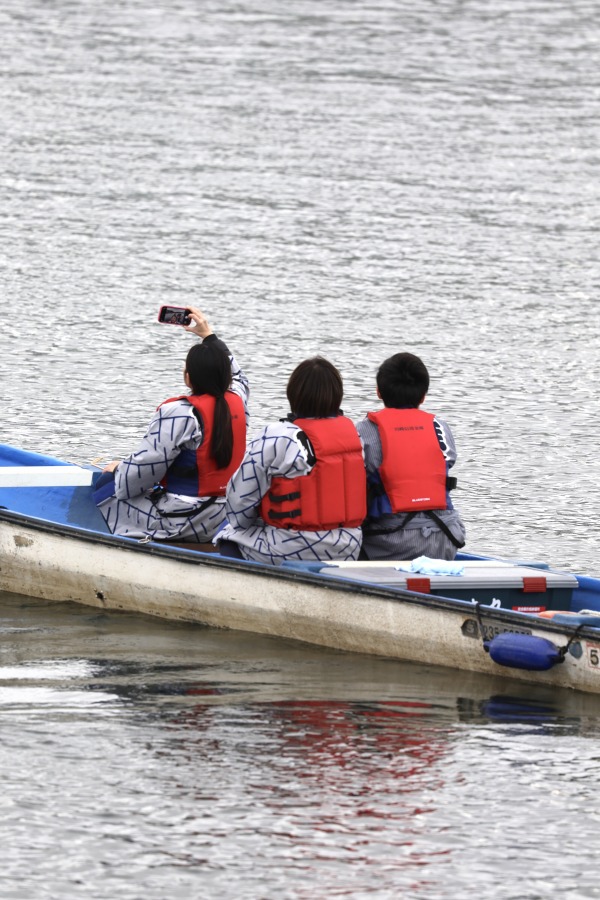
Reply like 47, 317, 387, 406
287, 357, 343, 418
376, 352, 429, 408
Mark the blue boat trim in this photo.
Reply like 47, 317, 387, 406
3, 440, 600, 694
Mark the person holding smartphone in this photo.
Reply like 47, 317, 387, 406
94, 307, 249, 546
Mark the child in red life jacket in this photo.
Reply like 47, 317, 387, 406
94, 308, 249, 544
218, 357, 366, 565
356, 352, 466, 561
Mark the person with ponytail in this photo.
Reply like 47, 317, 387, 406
94, 307, 249, 545
217, 356, 366, 564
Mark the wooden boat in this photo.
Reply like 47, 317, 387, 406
2, 443, 600, 694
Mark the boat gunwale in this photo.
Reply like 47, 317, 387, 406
1, 506, 599, 642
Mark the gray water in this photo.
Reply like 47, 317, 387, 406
1, 1, 600, 897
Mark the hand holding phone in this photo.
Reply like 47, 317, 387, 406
184, 307, 213, 339
158, 306, 192, 326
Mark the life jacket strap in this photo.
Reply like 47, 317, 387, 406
364, 510, 464, 548
363, 512, 417, 537
424, 510, 465, 548
268, 507, 302, 521
268, 490, 301, 504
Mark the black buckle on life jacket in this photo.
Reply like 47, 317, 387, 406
268, 491, 301, 504
268, 508, 302, 520
446, 476, 457, 491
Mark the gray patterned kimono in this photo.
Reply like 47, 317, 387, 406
356, 413, 466, 561
97, 337, 249, 542
218, 420, 363, 565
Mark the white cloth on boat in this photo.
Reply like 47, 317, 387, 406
356, 414, 466, 561
217, 420, 363, 565
96, 338, 249, 542
395, 556, 465, 576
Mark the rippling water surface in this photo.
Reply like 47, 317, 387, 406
2, 0, 600, 896
2, 594, 600, 899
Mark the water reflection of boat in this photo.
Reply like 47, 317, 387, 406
2, 443, 600, 695
2, 591, 598, 730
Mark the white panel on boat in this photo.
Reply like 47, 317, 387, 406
0, 466, 95, 487
321, 564, 578, 590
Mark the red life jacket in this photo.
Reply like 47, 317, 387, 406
160, 392, 246, 497
259, 416, 366, 531
367, 408, 448, 512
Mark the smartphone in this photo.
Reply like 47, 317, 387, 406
158, 306, 192, 327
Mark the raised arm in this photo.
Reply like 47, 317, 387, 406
185, 306, 250, 422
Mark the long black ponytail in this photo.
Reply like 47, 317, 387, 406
185, 342, 234, 469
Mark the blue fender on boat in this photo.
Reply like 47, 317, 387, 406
484, 633, 563, 671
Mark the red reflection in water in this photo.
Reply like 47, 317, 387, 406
166, 692, 454, 886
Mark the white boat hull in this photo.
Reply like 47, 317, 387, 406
2, 515, 600, 694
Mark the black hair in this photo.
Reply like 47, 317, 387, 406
185, 342, 234, 468
286, 357, 343, 418
376, 352, 429, 408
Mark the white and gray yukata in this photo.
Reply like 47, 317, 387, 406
356, 414, 466, 561
218, 420, 363, 565
96, 336, 249, 542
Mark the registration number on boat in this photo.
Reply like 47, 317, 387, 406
461, 619, 532, 641
587, 643, 600, 670
480, 623, 532, 642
